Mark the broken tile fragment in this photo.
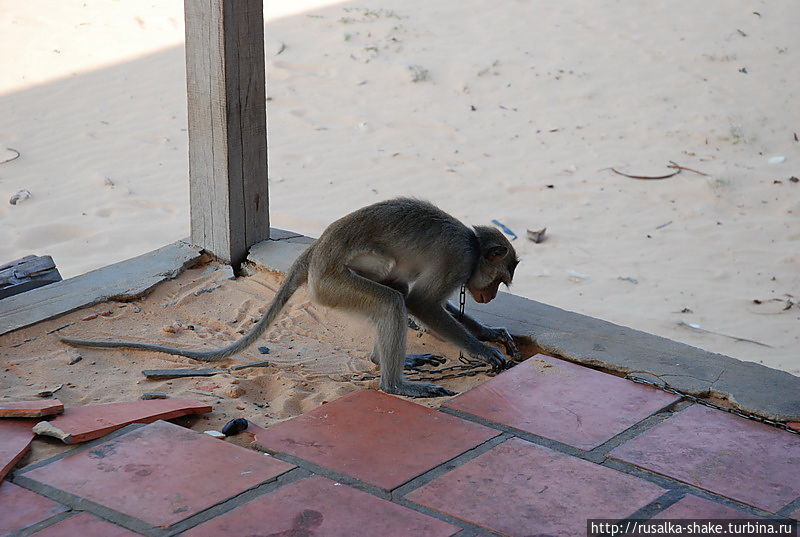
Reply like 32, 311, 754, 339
444, 354, 679, 449
609, 404, 800, 512
0, 419, 35, 481
407, 438, 665, 537
31, 398, 212, 443
183, 476, 459, 537
27, 512, 141, 537
255, 390, 498, 490
0, 399, 63, 418
22, 421, 294, 527
0, 482, 67, 536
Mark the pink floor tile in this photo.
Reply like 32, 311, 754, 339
30, 513, 141, 537
0, 419, 35, 481
609, 405, 800, 513
444, 354, 679, 449
255, 390, 498, 490
23, 420, 294, 528
407, 437, 665, 537
183, 476, 459, 537
0, 482, 67, 537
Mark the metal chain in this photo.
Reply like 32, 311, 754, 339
627, 375, 800, 435
457, 284, 467, 362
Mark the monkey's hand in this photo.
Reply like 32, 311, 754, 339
469, 344, 509, 372
483, 327, 521, 358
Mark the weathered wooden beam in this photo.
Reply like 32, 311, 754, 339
184, 0, 269, 265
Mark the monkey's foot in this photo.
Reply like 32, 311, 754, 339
383, 380, 456, 398
404, 353, 446, 371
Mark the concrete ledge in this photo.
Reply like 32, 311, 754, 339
0, 240, 203, 336
246, 231, 800, 422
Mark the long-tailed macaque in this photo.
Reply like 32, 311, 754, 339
62, 198, 520, 397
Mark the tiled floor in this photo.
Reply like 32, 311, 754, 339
406, 437, 665, 537
254, 389, 498, 490
0, 481, 67, 536
182, 476, 460, 537
443, 353, 680, 449
608, 404, 800, 512
5, 354, 799, 536
22, 421, 294, 527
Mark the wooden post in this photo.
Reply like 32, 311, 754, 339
184, 0, 269, 265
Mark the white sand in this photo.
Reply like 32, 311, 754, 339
1, 0, 798, 375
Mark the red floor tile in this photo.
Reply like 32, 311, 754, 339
406, 437, 665, 537
653, 496, 759, 518
0, 482, 67, 537
31, 398, 212, 443
444, 354, 679, 449
23, 420, 294, 528
0, 419, 35, 481
254, 390, 498, 490
183, 476, 460, 537
30, 513, 141, 537
0, 399, 63, 418
608, 404, 800, 513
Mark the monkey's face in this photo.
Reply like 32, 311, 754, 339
467, 229, 519, 304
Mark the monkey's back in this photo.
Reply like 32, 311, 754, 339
309, 198, 480, 284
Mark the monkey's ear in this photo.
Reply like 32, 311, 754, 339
485, 245, 508, 261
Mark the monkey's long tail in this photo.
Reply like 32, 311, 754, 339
60, 246, 314, 362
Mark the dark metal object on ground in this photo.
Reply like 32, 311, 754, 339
222, 418, 249, 436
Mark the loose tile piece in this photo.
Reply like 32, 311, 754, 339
183, 476, 459, 537
29, 513, 140, 537
609, 404, 800, 512
0, 419, 34, 480
444, 354, 679, 449
407, 438, 665, 537
23, 420, 294, 527
31, 398, 212, 443
653, 496, 758, 518
0, 482, 67, 536
255, 390, 498, 490
0, 399, 63, 418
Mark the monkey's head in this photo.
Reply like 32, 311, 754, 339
467, 226, 519, 304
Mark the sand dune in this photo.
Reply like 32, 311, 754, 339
1, 0, 798, 375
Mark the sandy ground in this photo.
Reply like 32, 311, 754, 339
0, 262, 537, 464
0, 0, 798, 378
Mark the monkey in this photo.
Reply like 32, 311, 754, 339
61, 198, 520, 398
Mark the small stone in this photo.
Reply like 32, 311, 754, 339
9, 189, 32, 205
163, 325, 177, 334
204, 430, 225, 438
67, 352, 83, 365
141, 393, 168, 400
258, 346, 270, 354
223, 386, 245, 398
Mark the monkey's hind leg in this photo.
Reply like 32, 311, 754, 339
316, 271, 454, 398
